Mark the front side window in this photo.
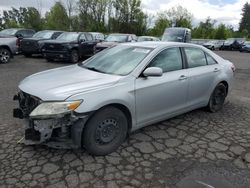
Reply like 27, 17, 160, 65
148, 48, 183, 73
184, 48, 207, 68
80, 45, 152, 76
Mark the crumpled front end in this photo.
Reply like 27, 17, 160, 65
13, 91, 87, 149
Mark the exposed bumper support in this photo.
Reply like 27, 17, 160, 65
16, 113, 88, 149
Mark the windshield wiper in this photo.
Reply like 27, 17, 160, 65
83, 66, 105, 73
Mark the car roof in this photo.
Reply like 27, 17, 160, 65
121, 41, 202, 49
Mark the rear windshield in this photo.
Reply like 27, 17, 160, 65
162, 29, 185, 42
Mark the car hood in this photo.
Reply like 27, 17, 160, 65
19, 65, 122, 101
97, 41, 119, 48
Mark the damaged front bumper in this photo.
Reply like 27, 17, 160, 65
13, 92, 88, 149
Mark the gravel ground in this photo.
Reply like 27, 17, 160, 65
0, 51, 250, 188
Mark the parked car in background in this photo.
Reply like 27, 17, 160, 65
96, 33, 137, 52
203, 40, 224, 50
0, 28, 35, 64
90, 32, 105, 42
239, 41, 250, 53
0, 28, 35, 38
162, 27, 191, 43
43, 32, 96, 63
20, 30, 64, 57
14, 42, 235, 155
138, 36, 160, 42
20, 30, 63, 57
221, 38, 245, 50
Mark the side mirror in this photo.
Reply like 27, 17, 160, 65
16, 34, 23, 38
143, 67, 163, 77
79, 39, 85, 43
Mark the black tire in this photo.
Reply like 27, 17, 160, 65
70, 50, 79, 63
83, 106, 128, 156
211, 46, 215, 50
0, 48, 11, 64
24, 53, 32, 57
207, 83, 227, 113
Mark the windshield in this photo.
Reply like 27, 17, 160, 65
0, 29, 18, 36
105, 35, 128, 42
162, 29, 185, 42
33, 31, 54, 39
57, 32, 79, 41
80, 45, 152, 76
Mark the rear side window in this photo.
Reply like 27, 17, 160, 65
149, 47, 183, 73
184, 47, 207, 68
206, 53, 217, 65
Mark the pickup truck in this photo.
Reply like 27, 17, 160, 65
0, 28, 35, 63
20, 30, 63, 57
43, 32, 97, 63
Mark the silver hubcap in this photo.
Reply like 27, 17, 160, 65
0, 50, 10, 63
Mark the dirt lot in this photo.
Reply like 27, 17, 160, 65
0, 51, 250, 188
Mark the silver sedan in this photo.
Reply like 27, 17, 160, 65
14, 42, 235, 155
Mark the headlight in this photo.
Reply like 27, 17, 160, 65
30, 100, 82, 117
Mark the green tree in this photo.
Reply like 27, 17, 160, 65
45, 2, 69, 31
21, 7, 43, 30
192, 17, 216, 38
111, 0, 147, 35
147, 12, 170, 36
166, 6, 192, 28
1, 7, 42, 30
239, 2, 250, 38
214, 24, 232, 39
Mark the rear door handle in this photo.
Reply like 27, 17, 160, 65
179, 75, 188, 80
213, 68, 220, 72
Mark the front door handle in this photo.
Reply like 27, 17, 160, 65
179, 75, 188, 80
213, 68, 220, 72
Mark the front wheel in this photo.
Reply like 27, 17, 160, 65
0, 48, 11, 64
207, 83, 227, 113
83, 106, 128, 156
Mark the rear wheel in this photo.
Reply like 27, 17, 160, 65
83, 106, 128, 156
0, 48, 11, 64
207, 83, 227, 113
70, 50, 79, 63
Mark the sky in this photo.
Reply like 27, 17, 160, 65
0, 0, 249, 29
